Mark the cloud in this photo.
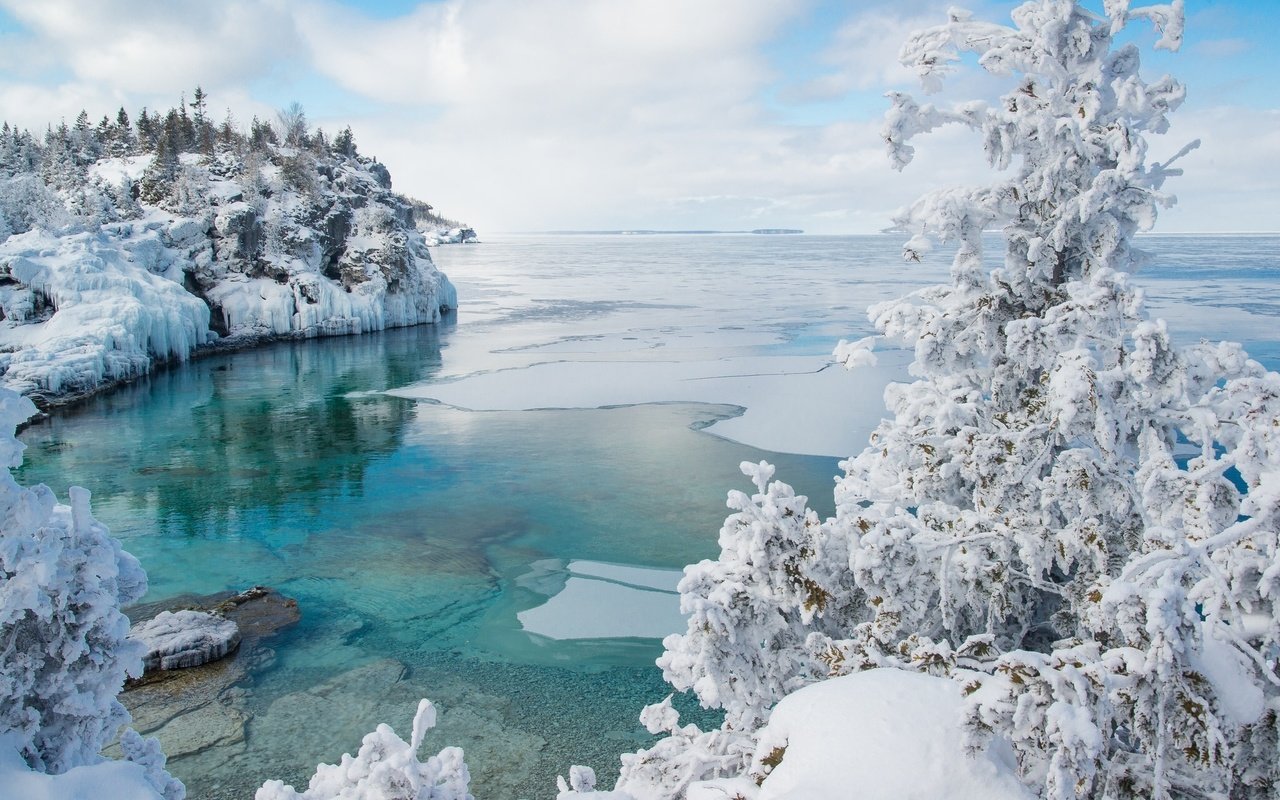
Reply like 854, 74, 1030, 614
0, 0, 302, 93
1154, 106, 1280, 232
0, 0, 1275, 234
1191, 37, 1250, 59
296, 0, 822, 229
0, 0, 301, 131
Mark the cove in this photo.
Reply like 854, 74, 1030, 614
14, 321, 843, 800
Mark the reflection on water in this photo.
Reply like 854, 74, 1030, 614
22, 323, 452, 539
15, 322, 840, 799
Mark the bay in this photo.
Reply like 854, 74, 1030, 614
13, 233, 1280, 799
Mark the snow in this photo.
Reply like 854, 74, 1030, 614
0, 738, 165, 800
87, 156, 150, 187
745, 670, 1030, 800
128, 610, 241, 673
0, 227, 211, 395
518, 561, 683, 641
568, 670, 1031, 799
1191, 621, 1266, 727
254, 699, 473, 800
389, 352, 908, 459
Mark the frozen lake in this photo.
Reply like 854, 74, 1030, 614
14, 232, 1280, 798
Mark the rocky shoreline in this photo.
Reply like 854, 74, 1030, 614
17, 307, 456, 426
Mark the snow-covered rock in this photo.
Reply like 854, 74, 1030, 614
0, 140, 457, 402
128, 610, 241, 673
423, 226, 478, 246
0, 226, 212, 397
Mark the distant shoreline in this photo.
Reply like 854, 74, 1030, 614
524, 228, 805, 235
498, 229, 1280, 237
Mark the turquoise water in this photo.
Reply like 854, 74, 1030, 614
14, 325, 842, 798
14, 233, 1280, 799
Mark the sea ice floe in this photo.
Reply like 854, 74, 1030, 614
390, 352, 909, 458
518, 560, 683, 641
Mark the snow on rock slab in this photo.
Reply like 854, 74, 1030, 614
745, 669, 1031, 800
129, 609, 241, 673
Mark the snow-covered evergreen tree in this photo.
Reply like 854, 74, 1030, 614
601, 2, 1280, 799
0, 388, 183, 799
658, 461, 829, 734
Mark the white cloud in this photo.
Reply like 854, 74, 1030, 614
1, 0, 301, 92
1154, 106, 1280, 232
0, 0, 1275, 234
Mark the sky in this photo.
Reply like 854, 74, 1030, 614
0, 0, 1276, 234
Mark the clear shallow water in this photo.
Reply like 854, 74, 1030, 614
14, 325, 842, 799
13, 233, 1280, 799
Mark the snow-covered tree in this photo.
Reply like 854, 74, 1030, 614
821, 1, 1278, 797
610, 463, 831, 795
0, 388, 183, 798
659, 461, 829, 733
604, 2, 1280, 799
255, 699, 474, 800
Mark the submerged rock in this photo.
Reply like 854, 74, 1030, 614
130, 610, 241, 673
116, 587, 300, 768
208, 585, 301, 640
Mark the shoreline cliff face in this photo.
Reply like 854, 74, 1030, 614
0, 116, 457, 404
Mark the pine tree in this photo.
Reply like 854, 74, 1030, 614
191, 86, 215, 156
112, 108, 135, 157
815, 2, 1278, 797
0, 393, 177, 789
135, 108, 158, 153
332, 126, 357, 158
71, 110, 100, 167
218, 109, 239, 149
249, 115, 277, 150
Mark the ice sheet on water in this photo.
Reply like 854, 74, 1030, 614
518, 560, 683, 641
568, 560, 681, 593
389, 352, 910, 458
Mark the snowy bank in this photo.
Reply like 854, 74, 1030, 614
560, 670, 1030, 799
